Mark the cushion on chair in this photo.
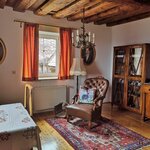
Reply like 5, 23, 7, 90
78, 87, 96, 104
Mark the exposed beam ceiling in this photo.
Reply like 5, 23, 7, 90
67, 1, 120, 21
1, 0, 150, 26
94, 4, 150, 26
52, 0, 91, 18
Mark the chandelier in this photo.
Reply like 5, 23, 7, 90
71, 9, 95, 49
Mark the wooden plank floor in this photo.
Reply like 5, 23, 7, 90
34, 103, 150, 150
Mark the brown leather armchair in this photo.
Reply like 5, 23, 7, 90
66, 77, 109, 129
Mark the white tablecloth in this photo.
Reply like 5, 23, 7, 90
0, 103, 41, 150
0, 103, 36, 133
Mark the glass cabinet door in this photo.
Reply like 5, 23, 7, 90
114, 48, 126, 75
128, 47, 143, 76
127, 80, 141, 109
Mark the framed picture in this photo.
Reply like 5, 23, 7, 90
81, 46, 96, 65
0, 38, 6, 64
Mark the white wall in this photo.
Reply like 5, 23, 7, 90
112, 18, 150, 46
0, 7, 112, 104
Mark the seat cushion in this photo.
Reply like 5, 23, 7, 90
66, 104, 93, 120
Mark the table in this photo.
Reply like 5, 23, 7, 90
0, 103, 41, 150
141, 84, 150, 121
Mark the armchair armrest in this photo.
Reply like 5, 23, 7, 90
92, 95, 105, 110
94, 95, 105, 104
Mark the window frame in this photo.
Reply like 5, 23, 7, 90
38, 31, 60, 80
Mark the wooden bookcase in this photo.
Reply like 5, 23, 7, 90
112, 44, 150, 113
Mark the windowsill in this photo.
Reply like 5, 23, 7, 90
38, 77, 58, 80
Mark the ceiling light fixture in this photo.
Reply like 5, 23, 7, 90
71, 9, 95, 49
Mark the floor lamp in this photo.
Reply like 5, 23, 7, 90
70, 58, 87, 95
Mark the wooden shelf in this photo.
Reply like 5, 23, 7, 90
128, 76, 142, 80
113, 75, 125, 78
128, 94, 140, 97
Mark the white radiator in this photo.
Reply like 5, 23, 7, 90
25, 84, 67, 113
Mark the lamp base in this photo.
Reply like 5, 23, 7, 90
76, 76, 79, 95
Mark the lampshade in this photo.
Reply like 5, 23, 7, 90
70, 58, 87, 76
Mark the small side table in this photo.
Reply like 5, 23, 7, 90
141, 84, 150, 121
0, 103, 41, 150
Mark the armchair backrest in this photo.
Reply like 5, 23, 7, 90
83, 77, 109, 99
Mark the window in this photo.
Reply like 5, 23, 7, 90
38, 31, 60, 79
22, 24, 71, 81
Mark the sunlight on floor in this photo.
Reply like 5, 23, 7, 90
37, 120, 73, 150
42, 142, 58, 150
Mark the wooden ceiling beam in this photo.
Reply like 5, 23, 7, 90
52, 0, 91, 18
83, 0, 105, 9
107, 0, 145, 6
0, 0, 7, 8
35, 0, 75, 16
94, 5, 150, 25
83, 7, 119, 23
13, 0, 37, 12
107, 11, 150, 26
67, 1, 119, 21
83, 5, 135, 23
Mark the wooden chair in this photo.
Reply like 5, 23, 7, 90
66, 77, 109, 129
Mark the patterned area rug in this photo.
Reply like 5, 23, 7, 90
46, 117, 150, 150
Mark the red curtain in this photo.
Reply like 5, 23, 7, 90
22, 23, 39, 81
59, 28, 72, 80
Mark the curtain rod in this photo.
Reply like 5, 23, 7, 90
14, 19, 77, 30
